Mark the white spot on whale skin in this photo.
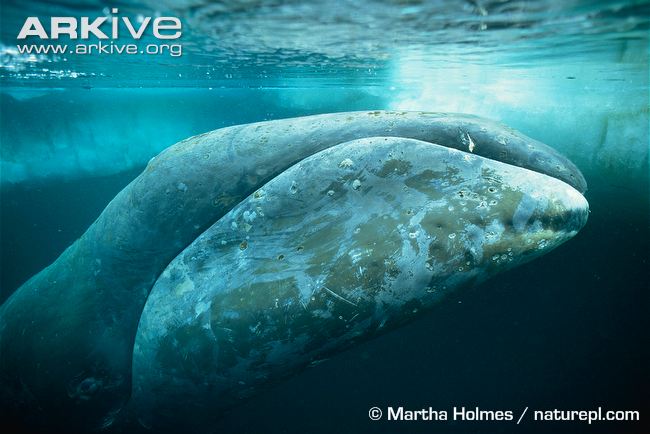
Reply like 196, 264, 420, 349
348, 247, 371, 264
243, 210, 257, 223
339, 158, 354, 168
485, 219, 505, 244
176, 182, 188, 192
352, 179, 362, 190
468, 133, 476, 152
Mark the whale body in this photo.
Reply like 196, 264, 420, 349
0, 112, 588, 432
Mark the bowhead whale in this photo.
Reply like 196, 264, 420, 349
0, 111, 588, 432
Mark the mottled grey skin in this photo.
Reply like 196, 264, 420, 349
131, 137, 588, 431
0, 112, 587, 432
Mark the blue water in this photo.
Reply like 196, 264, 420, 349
1, 0, 648, 433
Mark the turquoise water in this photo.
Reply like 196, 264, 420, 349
1, 1, 649, 433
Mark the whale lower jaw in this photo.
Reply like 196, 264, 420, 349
130, 137, 588, 431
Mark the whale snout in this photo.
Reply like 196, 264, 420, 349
546, 185, 589, 235
493, 174, 589, 271
525, 180, 589, 239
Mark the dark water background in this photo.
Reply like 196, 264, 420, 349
1, 0, 649, 433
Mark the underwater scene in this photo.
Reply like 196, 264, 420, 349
0, 0, 648, 433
